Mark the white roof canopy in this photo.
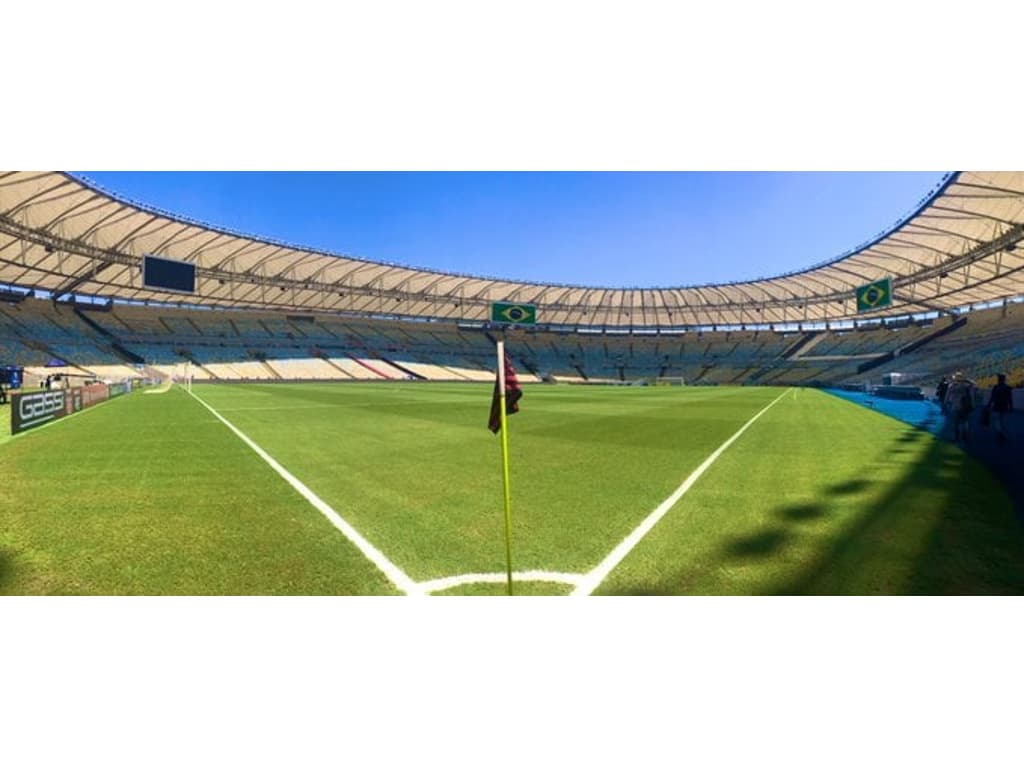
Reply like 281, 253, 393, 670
1, 171, 1022, 326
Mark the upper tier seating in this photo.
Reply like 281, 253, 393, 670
3, 296, 1023, 387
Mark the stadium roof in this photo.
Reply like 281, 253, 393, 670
1, 170, 1023, 328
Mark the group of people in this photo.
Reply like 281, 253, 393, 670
40, 374, 66, 390
936, 372, 1014, 443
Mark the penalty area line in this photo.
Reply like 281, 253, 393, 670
572, 388, 792, 596
186, 388, 420, 596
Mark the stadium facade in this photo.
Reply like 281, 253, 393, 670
1, 171, 1023, 389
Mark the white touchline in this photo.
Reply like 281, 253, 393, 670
186, 389, 421, 596
571, 388, 792, 596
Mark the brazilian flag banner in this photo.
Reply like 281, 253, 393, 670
491, 302, 537, 325
855, 278, 893, 313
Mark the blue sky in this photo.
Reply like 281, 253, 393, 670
78, 172, 950, 288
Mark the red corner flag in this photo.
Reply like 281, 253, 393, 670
488, 351, 523, 433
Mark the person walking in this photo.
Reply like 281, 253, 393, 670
944, 372, 976, 444
936, 376, 949, 411
988, 373, 1014, 442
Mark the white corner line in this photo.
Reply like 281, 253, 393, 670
571, 388, 792, 596
418, 570, 584, 595
186, 388, 421, 596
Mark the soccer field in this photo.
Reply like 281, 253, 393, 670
2, 382, 1023, 595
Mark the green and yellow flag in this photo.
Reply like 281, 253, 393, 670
489, 341, 520, 595
856, 278, 893, 312
491, 302, 537, 325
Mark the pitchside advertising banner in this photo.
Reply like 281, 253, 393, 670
10, 382, 120, 435
11, 389, 73, 433
80, 383, 110, 409
108, 380, 131, 398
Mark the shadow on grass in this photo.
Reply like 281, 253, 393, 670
774, 434, 1024, 594
726, 529, 788, 558
774, 436, 1021, 594
607, 422, 1024, 595
778, 502, 827, 522
636, 396, 1024, 594
825, 479, 872, 496
0, 549, 14, 592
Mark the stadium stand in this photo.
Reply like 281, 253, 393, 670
1, 171, 1022, 393
865, 304, 1024, 388
5, 294, 1024, 390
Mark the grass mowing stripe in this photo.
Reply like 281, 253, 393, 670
186, 387, 420, 595
5, 382, 1018, 595
572, 388, 792, 596
191, 382, 783, 583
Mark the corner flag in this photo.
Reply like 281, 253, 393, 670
488, 351, 522, 433
489, 341, 521, 594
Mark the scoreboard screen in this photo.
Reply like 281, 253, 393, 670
143, 254, 196, 294
0, 365, 23, 388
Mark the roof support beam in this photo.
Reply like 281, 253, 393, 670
947, 180, 1024, 198
1, 177, 75, 218
927, 203, 1020, 228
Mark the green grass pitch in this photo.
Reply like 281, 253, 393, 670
1, 382, 1022, 595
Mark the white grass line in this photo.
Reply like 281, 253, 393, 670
186, 389, 421, 596
419, 570, 584, 594
212, 405, 352, 412
572, 388, 792, 596
144, 380, 173, 395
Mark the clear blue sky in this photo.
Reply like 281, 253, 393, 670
78, 172, 950, 288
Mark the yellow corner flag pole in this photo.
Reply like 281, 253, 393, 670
496, 340, 514, 596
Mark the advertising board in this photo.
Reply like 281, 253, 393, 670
80, 383, 110, 408
11, 390, 69, 434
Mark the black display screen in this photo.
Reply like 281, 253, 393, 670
143, 254, 196, 293
0, 366, 23, 387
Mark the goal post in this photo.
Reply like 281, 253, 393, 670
169, 361, 193, 392
653, 376, 686, 386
